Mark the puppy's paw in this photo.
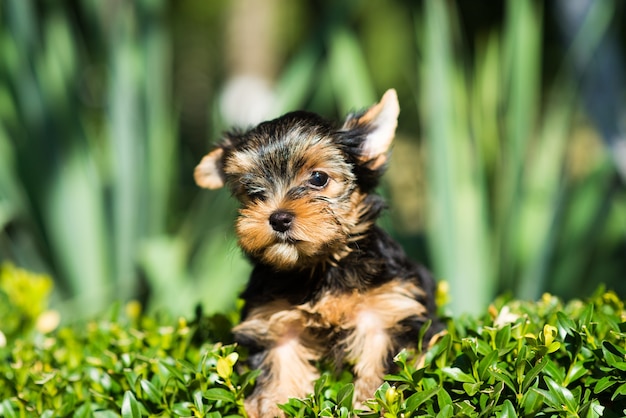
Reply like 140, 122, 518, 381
244, 395, 284, 418
354, 375, 383, 408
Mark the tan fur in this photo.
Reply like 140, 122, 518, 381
236, 194, 348, 269
234, 301, 321, 418
305, 280, 427, 402
194, 148, 226, 189
341, 89, 399, 170
233, 139, 368, 269
238, 280, 428, 415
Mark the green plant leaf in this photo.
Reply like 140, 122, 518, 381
521, 357, 548, 393
159, 361, 187, 383
436, 403, 454, 418
463, 382, 482, 397
405, 385, 440, 413
337, 383, 354, 410
500, 399, 518, 418
442, 367, 476, 383
593, 376, 616, 394
203, 388, 236, 403
602, 341, 626, 371
522, 388, 544, 416
0, 400, 18, 418
478, 349, 499, 381
579, 303, 594, 329
171, 402, 193, 416
139, 379, 161, 404
557, 312, 578, 335
216, 357, 233, 379
489, 368, 517, 393
565, 362, 588, 385
611, 383, 626, 401
543, 376, 578, 413
121, 391, 142, 418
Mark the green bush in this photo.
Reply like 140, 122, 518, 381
1, 265, 625, 417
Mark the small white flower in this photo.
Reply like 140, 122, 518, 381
36, 310, 61, 334
494, 306, 519, 328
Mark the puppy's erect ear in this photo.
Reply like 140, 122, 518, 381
194, 147, 225, 189
342, 89, 400, 170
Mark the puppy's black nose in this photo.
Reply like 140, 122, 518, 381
269, 211, 294, 233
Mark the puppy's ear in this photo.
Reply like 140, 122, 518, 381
341, 89, 400, 170
194, 147, 226, 189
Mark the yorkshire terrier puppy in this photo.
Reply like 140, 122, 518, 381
195, 89, 443, 417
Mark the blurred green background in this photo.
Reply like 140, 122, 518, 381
1, 0, 625, 320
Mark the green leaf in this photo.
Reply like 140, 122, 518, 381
602, 341, 626, 370
203, 388, 236, 403
216, 357, 233, 379
612, 383, 626, 401
556, 312, 577, 334
427, 334, 452, 368
123, 370, 138, 389
543, 376, 578, 413
461, 338, 479, 363
160, 361, 188, 383
579, 398, 605, 418
489, 368, 517, 393
121, 391, 142, 418
238, 369, 261, 392
499, 399, 518, 418
436, 404, 454, 418
521, 357, 548, 392
455, 400, 477, 415
139, 379, 161, 404
565, 362, 588, 385
543, 357, 565, 384
0, 400, 18, 418
463, 382, 481, 396
495, 325, 512, 350
314, 373, 329, 398
193, 390, 205, 414
522, 389, 544, 416
441, 367, 476, 383
405, 385, 440, 413
336, 383, 354, 410
593, 376, 616, 394
171, 402, 193, 416
579, 303, 594, 329
436, 386, 453, 411
478, 349, 499, 381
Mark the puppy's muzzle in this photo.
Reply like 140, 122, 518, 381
269, 210, 294, 233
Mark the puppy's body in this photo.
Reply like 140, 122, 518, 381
195, 90, 443, 417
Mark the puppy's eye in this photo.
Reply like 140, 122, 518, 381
246, 189, 266, 201
308, 171, 329, 188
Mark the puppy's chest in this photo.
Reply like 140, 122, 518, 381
301, 278, 427, 332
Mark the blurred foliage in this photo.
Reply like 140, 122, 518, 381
0, 0, 625, 318
0, 262, 54, 342
0, 0, 250, 319
1, 270, 624, 416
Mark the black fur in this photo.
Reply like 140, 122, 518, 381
239, 223, 444, 342
195, 90, 444, 415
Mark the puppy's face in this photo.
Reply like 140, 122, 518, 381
195, 89, 400, 270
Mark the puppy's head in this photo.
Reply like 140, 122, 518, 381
195, 89, 399, 270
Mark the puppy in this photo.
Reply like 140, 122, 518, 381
195, 89, 443, 417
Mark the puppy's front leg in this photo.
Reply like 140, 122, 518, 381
234, 302, 321, 418
345, 280, 429, 405
345, 309, 393, 404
